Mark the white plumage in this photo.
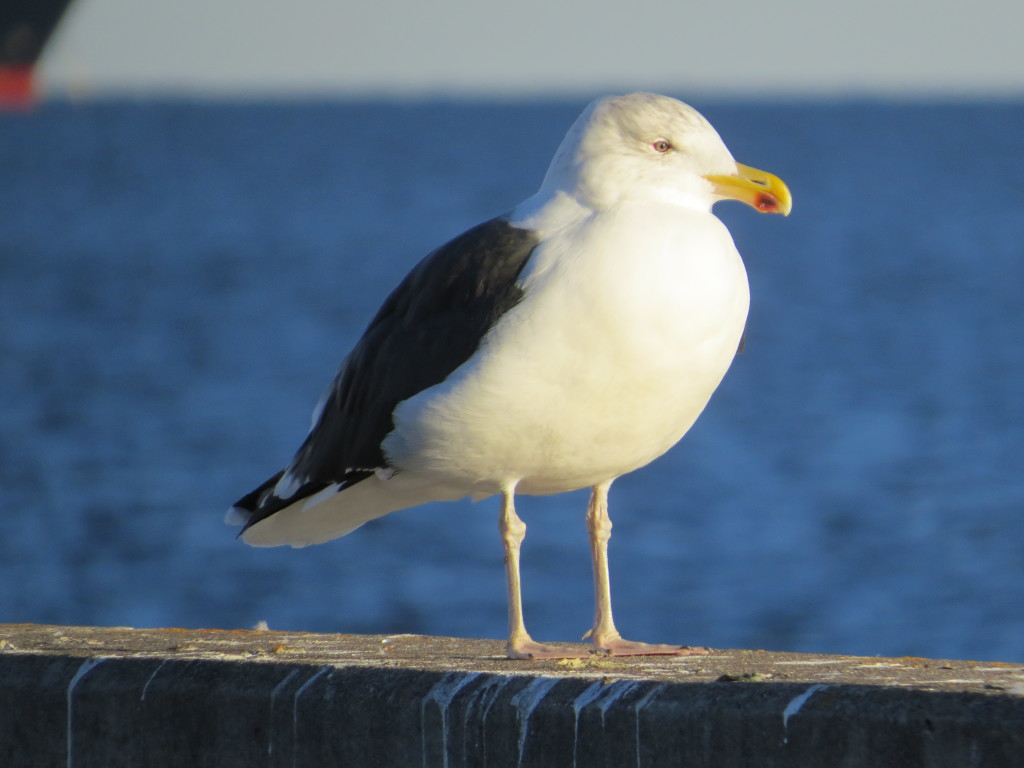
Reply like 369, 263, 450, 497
231, 92, 791, 658
387, 207, 748, 492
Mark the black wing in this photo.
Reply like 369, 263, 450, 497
235, 217, 539, 529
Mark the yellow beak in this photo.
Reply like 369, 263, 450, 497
704, 163, 792, 216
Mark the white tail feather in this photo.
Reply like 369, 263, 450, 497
239, 473, 470, 548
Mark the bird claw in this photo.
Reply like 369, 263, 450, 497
506, 639, 595, 660
594, 638, 710, 657
507, 635, 710, 659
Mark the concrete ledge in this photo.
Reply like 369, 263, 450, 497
2, 624, 1023, 767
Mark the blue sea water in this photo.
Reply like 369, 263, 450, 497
1, 98, 1022, 662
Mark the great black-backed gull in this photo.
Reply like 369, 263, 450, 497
229, 92, 792, 659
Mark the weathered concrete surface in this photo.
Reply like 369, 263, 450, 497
1, 623, 1023, 767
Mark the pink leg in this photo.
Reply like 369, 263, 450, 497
500, 486, 591, 660
583, 482, 709, 657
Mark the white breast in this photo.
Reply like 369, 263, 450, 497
384, 202, 749, 496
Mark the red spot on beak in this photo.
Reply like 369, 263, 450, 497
756, 192, 780, 212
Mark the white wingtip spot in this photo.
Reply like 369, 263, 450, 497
224, 506, 249, 526
274, 471, 307, 500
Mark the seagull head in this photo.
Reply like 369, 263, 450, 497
538, 92, 791, 217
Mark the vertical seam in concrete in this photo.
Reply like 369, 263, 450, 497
420, 671, 481, 768
140, 659, 170, 702
269, 668, 302, 759
571, 680, 642, 767
569, 684, 638, 768
462, 673, 516, 766
291, 666, 333, 768
596, 680, 642, 727
571, 681, 606, 768
782, 683, 829, 745
509, 677, 561, 766
66, 656, 106, 768
632, 683, 667, 768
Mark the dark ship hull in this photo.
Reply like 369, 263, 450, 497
1, 0, 74, 108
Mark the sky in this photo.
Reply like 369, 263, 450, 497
38, 0, 1024, 98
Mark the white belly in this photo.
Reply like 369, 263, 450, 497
384, 204, 749, 495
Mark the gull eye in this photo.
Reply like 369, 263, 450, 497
651, 139, 673, 153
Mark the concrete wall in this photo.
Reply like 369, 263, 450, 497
2, 624, 1023, 767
